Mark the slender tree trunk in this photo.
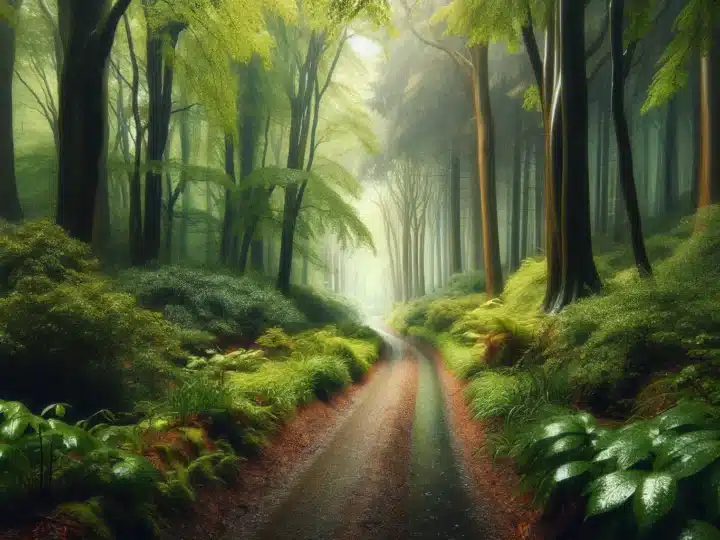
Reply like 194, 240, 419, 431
534, 133, 544, 252
56, 0, 131, 243
594, 101, 604, 230
520, 137, 531, 259
690, 55, 701, 209
142, 20, 184, 263
610, 0, 651, 276
509, 116, 522, 272
697, 24, 720, 217
663, 95, 678, 214
177, 109, 191, 261
220, 134, 236, 265
0, 0, 24, 222
449, 146, 462, 274
471, 44, 503, 295
552, 0, 601, 311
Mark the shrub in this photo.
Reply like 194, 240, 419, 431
516, 401, 720, 539
0, 222, 183, 416
288, 285, 361, 327
118, 266, 307, 342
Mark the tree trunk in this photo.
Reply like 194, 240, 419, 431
697, 24, 720, 216
599, 105, 611, 234
593, 101, 604, 230
663, 95, 678, 214
177, 108, 191, 261
449, 146, 462, 274
142, 20, 184, 263
509, 116, 522, 272
0, 0, 24, 222
552, 0, 601, 312
520, 137, 531, 259
56, 0, 131, 243
220, 134, 236, 265
690, 55, 700, 209
471, 44, 503, 295
534, 133, 544, 252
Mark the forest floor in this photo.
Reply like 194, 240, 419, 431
164, 329, 544, 540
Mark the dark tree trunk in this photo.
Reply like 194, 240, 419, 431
220, 134, 236, 265
610, 0, 651, 276
122, 14, 143, 265
142, 20, 184, 263
56, 0, 131, 242
0, 0, 24, 222
690, 55, 701, 209
177, 108, 191, 261
449, 146, 462, 274
663, 95, 678, 214
594, 101, 604, 230
552, 0, 601, 312
599, 105, 611, 234
533, 133, 544, 253
697, 24, 720, 215
542, 3, 564, 311
509, 120, 522, 272
520, 137, 531, 259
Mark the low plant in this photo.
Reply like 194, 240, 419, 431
517, 401, 720, 539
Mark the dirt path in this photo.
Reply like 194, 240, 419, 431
169, 328, 541, 540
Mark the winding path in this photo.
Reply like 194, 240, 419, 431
248, 329, 491, 540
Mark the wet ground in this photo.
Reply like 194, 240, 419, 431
249, 329, 489, 540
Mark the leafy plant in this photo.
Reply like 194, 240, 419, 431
517, 401, 720, 539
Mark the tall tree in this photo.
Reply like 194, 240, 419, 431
0, 0, 25, 222
56, 0, 132, 243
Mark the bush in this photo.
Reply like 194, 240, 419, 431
0, 222, 183, 416
118, 266, 307, 342
515, 401, 720, 539
288, 285, 361, 327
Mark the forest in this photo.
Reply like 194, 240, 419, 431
1, 0, 719, 539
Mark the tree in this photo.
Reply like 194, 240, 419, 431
609, 0, 651, 277
0, 0, 24, 222
407, 0, 504, 296
56, 0, 132, 243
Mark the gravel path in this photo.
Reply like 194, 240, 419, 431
249, 329, 493, 540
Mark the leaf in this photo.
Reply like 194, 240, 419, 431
664, 440, 720, 479
41, 403, 69, 418
553, 461, 596, 484
0, 401, 30, 420
658, 402, 716, 433
678, 520, 720, 540
633, 473, 676, 531
585, 470, 646, 518
535, 416, 587, 443
594, 430, 654, 470
544, 435, 588, 460
655, 430, 720, 469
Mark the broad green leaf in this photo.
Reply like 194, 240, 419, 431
0, 401, 30, 420
553, 461, 596, 484
658, 402, 716, 433
664, 440, 720, 479
41, 403, 69, 418
47, 420, 99, 454
678, 520, 720, 540
586, 470, 646, 517
576, 412, 598, 433
595, 431, 654, 470
544, 435, 588, 460
655, 430, 720, 468
633, 473, 676, 531
109, 453, 162, 496
0, 443, 31, 475
535, 417, 587, 443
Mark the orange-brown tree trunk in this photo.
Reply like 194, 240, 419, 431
697, 25, 720, 220
470, 44, 503, 296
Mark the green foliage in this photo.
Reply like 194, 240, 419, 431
0, 221, 183, 416
158, 376, 233, 423
288, 284, 362, 327
515, 402, 720, 539
257, 327, 296, 354
119, 266, 308, 341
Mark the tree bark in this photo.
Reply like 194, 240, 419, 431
449, 146, 462, 274
551, 0, 601, 311
663, 95, 678, 214
0, 0, 24, 222
509, 114, 522, 272
142, 20, 184, 263
697, 24, 720, 215
471, 44, 503, 295
520, 136, 531, 259
56, 0, 132, 242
